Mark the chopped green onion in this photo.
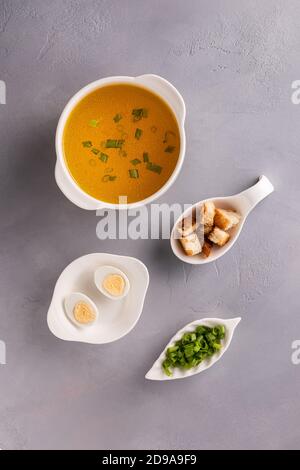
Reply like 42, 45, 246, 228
146, 162, 162, 174
162, 359, 172, 377
99, 152, 109, 163
105, 139, 125, 148
165, 145, 175, 153
113, 113, 122, 123
91, 148, 100, 155
130, 158, 141, 165
129, 169, 139, 179
163, 130, 175, 143
162, 324, 226, 376
132, 108, 148, 121
135, 128, 142, 140
143, 152, 149, 162
82, 140, 92, 148
102, 174, 116, 182
89, 119, 99, 128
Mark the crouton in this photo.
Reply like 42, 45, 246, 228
202, 240, 212, 258
177, 215, 199, 237
214, 208, 240, 231
200, 201, 215, 233
204, 223, 213, 235
208, 227, 230, 247
179, 233, 202, 256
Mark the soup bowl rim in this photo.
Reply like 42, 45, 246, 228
55, 74, 186, 210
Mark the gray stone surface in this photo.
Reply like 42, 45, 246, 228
1, 0, 300, 450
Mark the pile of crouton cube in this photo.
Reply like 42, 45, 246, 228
177, 201, 241, 258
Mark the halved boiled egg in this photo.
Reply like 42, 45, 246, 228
64, 292, 98, 327
94, 265, 130, 300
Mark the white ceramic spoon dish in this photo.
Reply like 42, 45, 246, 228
146, 317, 241, 381
47, 253, 149, 344
171, 175, 274, 265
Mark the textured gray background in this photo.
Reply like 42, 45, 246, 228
1, 0, 300, 450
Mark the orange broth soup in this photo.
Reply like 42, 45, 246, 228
63, 83, 180, 204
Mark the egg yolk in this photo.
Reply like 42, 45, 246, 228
73, 301, 96, 324
102, 274, 125, 297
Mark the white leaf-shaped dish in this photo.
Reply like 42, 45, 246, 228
145, 317, 241, 381
47, 253, 149, 344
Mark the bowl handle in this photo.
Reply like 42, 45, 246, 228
238, 175, 274, 212
135, 74, 186, 125
55, 162, 106, 211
